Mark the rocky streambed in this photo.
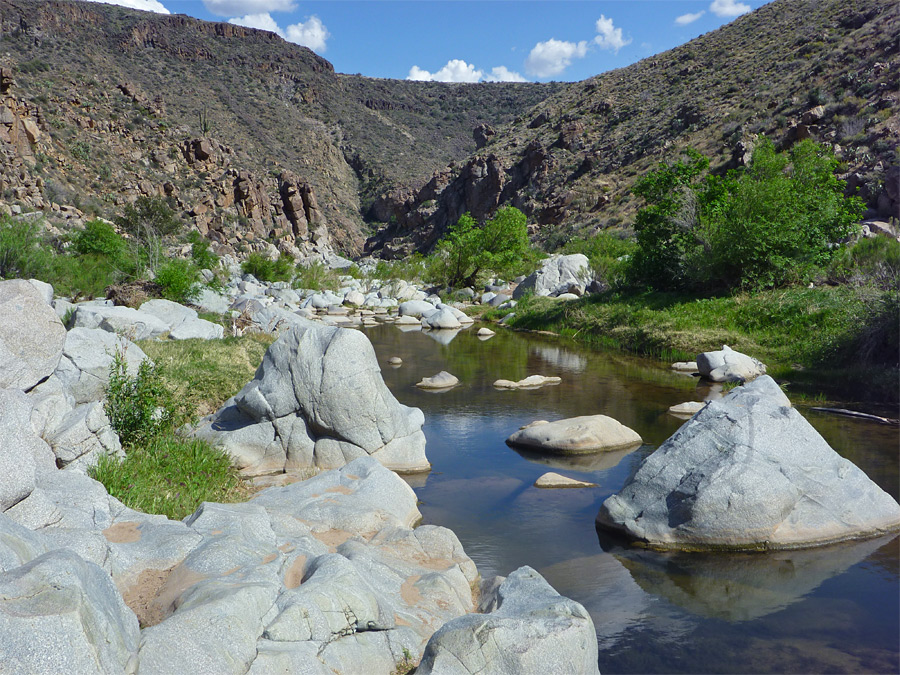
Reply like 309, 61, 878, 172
1, 263, 898, 673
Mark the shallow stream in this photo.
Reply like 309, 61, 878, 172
364, 323, 899, 674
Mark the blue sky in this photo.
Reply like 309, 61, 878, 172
84, 0, 771, 82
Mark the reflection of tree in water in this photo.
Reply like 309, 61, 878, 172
531, 344, 588, 373
598, 530, 896, 622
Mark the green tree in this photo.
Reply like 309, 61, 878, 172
427, 206, 531, 287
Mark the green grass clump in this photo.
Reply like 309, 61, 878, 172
294, 260, 340, 291
241, 252, 294, 283
91, 436, 247, 520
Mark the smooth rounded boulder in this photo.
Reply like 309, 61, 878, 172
507, 415, 642, 454
597, 376, 900, 550
696, 345, 766, 383
416, 371, 459, 389
0, 279, 66, 390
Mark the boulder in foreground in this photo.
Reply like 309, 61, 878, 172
597, 376, 900, 550
507, 416, 642, 454
416, 566, 599, 675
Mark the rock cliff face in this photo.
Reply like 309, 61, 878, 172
0, 0, 557, 257
365, 0, 899, 256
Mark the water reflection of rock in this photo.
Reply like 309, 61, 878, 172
531, 345, 587, 373
509, 444, 639, 472
423, 328, 462, 345
598, 530, 897, 622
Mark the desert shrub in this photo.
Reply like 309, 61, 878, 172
47, 253, 121, 300
241, 252, 294, 283
426, 206, 532, 287
71, 219, 126, 259
104, 351, 175, 447
562, 231, 636, 288
294, 261, 340, 290
115, 196, 182, 239
0, 216, 52, 279
186, 230, 218, 271
155, 258, 202, 304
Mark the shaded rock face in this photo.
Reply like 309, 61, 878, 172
193, 321, 429, 475
417, 566, 600, 675
597, 376, 900, 550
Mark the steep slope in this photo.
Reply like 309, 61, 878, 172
367, 0, 898, 257
0, 0, 560, 256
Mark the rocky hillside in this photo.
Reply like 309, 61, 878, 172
366, 0, 899, 257
0, 0, 560, 258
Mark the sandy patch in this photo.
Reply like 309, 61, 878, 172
102, 521, 141, 543
284, 555, 307, 589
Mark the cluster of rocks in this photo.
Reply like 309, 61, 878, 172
0, 276, 599, 674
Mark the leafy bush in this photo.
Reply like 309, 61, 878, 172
47, 253, 121, 300
155, 258, 202, 304
562, 231, 635, 288
0, 216, 51, 279
241, 252, 294, 283
186, 230, 218, 271
426, 206, 532, 287
629, 140, 864, 291
104, 351, 175, 447
115, 196, 182, 241
71, 219, 127, 259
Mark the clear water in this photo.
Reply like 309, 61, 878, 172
365, 323, 899, 674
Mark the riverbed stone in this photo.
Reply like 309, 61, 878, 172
421, 307, 461, 329
0, 549, 140, 674
54, 327, 148, 405
507, 415, 642, 454
696, 345, 766, 383
0, 279, 66, 390
192, 322, 429, 474
72, 304, 169, 341
493, 375, 561, 389
534, 472, 598, 489
668, 401, 706, 417
671, 361, 698, 372
476, 327, 496, 338
597, 376, 900, 550
417, 566, 599, 675
416, 371, 459, 389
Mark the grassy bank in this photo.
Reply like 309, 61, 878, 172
484, 284, 899, 407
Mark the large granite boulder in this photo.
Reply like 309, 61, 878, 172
53, 327, 148, 405
0, 279, 66, 390
507, 415, 642, 454
0, 389, 53, 512
417, 566, 599, 675
513, 254, 592, 299
192, 321, 429, 475
696, 345, 766, 383
597, 376, 900, 550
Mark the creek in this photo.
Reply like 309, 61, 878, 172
363, 322, 899, 674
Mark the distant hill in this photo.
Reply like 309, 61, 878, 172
365, 0, 899, 258
0, 0, 560, 256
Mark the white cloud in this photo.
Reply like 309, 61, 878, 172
594, 15, 631, 52
675, 11, 705, 25
203, 0, 295, 16
407, 59, 484, 83
285, 15, 329, 53
484, 66, 528, 83
710, 0, 751, 17
83, 0, 170, 13
228, 12, 329, 52
524, 39, 588, 78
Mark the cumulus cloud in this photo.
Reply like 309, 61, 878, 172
284, 16, 329, 52
594, 15, 631, 52
203, 0, 296, 16
675, 11, 705, 25
407, 59, 484, 83
484, 66, 527, 83
83, 0, 170, 13
228, 12, 329, 52
524, 39, 588, 78
710, 0, 751, 17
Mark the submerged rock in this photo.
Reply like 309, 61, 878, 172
192, 320, 429, 474
696, 345, 765, 383
417, 566, 599, 675
507, 415, 642, 454
597, 376, 900, 550
668, 401, 706, 418
493, 375, 561, 389
534, 472, 598, 489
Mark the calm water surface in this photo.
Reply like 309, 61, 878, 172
364, 323, 899, 675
